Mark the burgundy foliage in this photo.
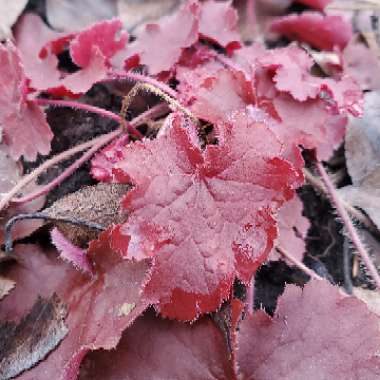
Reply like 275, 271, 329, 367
0, 0, 377, 379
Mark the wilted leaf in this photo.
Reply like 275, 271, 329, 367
0, 276, 15, 301
0, 294, 68, 380
44, 183, 128, 246
79, 311, 234, 380
236, 280, 380, 379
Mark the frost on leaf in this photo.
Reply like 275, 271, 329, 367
199, 0, 241, 54
14, 13, 63, 92
15, 14, 111, 95
111, 112, 301, 321
125, 0, 200, 74
79, 311, 234, 380
0, 238, 152, 380
70, 19, 128, 68
0, 42, 53, 161
235, 280, 380, 379
90, 134, 129, 182
270, 12, 352, 51
50, 227, 93, 274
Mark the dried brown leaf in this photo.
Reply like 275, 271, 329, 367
0, 294, 68, 380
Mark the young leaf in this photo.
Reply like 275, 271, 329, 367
111, 112, 301, 320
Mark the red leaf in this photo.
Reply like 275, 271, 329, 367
79, 311, 234, 380
343, 41, 380, 91
50, 228, 93, 274
70, 19, 128, 68
270, 12, 352, 51
199, 0, 241, 54
0, 42, 53, 161
90, 134, 129, 183
126, 0, 200, 74
235, 280, 380, 379
14, 13, 62, 92
273, 94, 348, 160
15, 14, 109, 96
190, 68, 253, 124
0, 235, 152, 380
269, 195, 310, 262
111, 112, 301, 320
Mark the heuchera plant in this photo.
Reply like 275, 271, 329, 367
1, 1, 380, 379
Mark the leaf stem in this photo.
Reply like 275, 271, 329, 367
120, 82, 198, 125
10, 130, 122, 205
0, 104, 168, 211
34, 98, 142, 138
108, 71, 178, 99
316, 162, 380, 290
276, 246, 323, 281
303, 168, 378, 233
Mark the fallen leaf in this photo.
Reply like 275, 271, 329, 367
0, 276, 15, 301
117, 0, 182, 31
0, 0, 28, 39
44, 183, 128, 246
340, 91, 380, 229
46, 0, 117, 32
0, 294, 68, 380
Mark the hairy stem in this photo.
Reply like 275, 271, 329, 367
11, 130, 123, 205
246, 277, 255, 315
276, 246, 323, 281
121, 82, 198, 125
4, 213, 105, 252
303, 168, 378, 233
316, 162, 380, 290
34, 98, 142, 138
108, 71, 178, 98
1, 104, 168, 211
